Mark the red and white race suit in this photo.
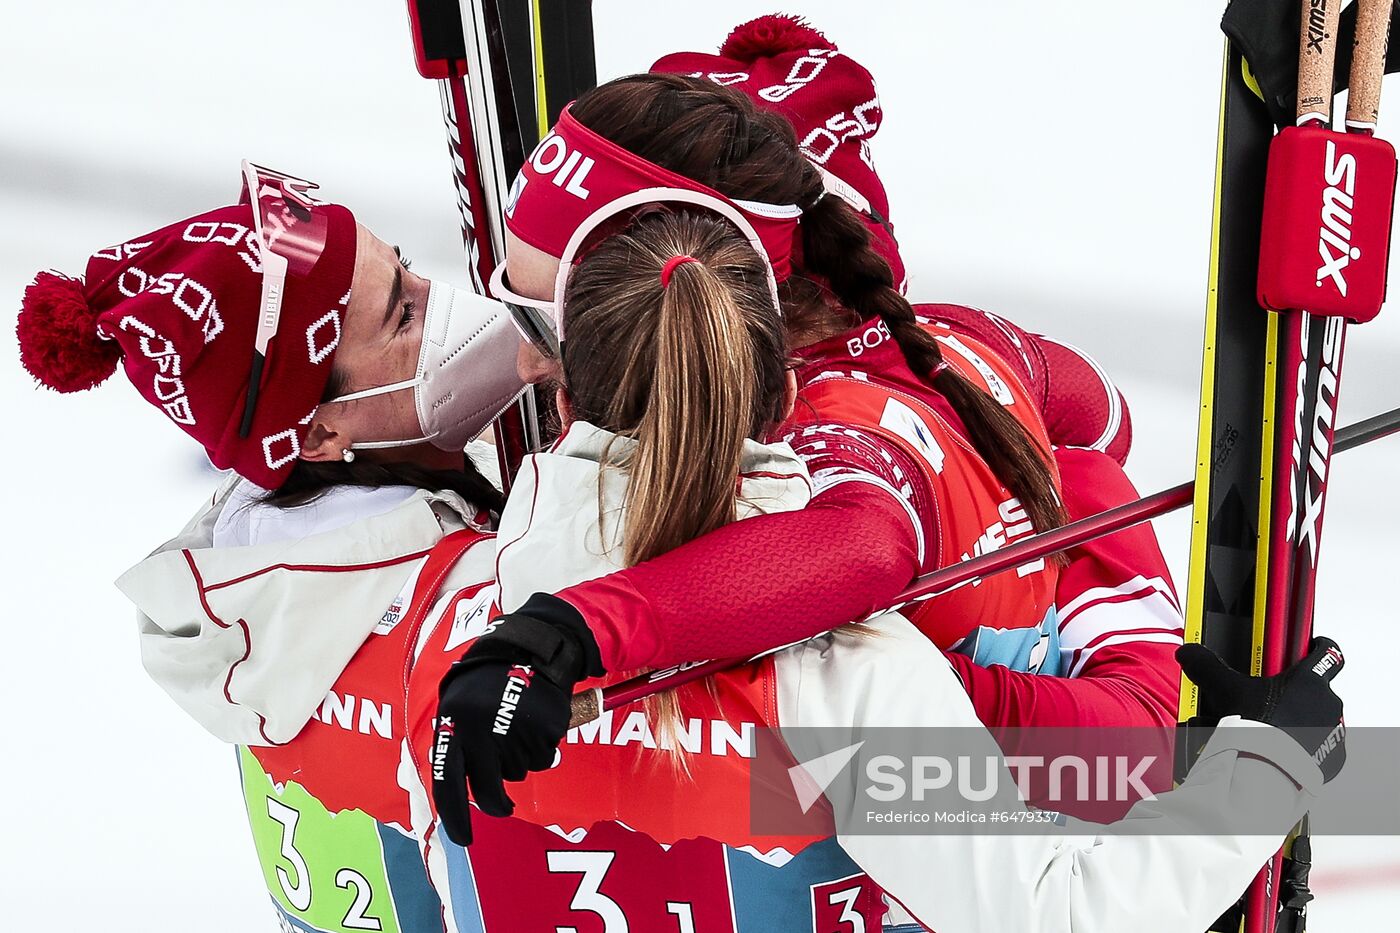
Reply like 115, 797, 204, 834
787, 317, 1064, 652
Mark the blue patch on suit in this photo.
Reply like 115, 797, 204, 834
378, 821, 446, 931
443, 837, 487, 933
725, 837, 864, 931
949, 606, 1061, 676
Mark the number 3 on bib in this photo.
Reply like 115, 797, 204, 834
241, 749, 439, 933
545, 849, 699, 933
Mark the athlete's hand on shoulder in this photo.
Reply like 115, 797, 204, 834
431, 593, 605, 845
1177, 636, 1346, 782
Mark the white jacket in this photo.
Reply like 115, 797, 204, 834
117, 474, 494, 745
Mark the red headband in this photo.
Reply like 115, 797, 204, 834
504, 106, 803, 281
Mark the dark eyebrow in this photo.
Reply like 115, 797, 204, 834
382, 265, 403, 329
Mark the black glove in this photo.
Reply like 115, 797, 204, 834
1177, 636, 1346, 783
430, 592, 604, 846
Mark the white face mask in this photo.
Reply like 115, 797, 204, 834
327, 280, 525, 452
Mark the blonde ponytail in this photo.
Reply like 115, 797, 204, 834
624, 258, 760, 565
561, 210, 789, 754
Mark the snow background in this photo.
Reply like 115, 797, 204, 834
0, 0, 1394, 928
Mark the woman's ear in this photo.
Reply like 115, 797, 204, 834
780, 369, 799, 421
555, 386, 576, 430
299, 419, 345, 463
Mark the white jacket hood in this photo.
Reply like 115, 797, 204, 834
117, 476, 491, 745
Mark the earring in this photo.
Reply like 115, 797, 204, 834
341, 447, 356, 463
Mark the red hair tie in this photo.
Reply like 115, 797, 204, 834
660, 254, 700, 287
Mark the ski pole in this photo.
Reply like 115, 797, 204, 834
567, 404, 1400, 727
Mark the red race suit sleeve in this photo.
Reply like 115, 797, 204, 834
557, 423, 927, 673
920, 303, 1134, 465
944, 447, 1184, 729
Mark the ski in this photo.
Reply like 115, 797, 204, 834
405, 0, 537, 490
1176, 17, 1277, 748
469, 0, 598, 461
493, 0, 598, 438
501, 0, 598, 144
405, 1, 595, 488
1176, 8, 1305, 933
532, 0, 598, 127
1241, 2, 1348, 926
1187, 3, 1398, 931
1243, 1, 1394, 929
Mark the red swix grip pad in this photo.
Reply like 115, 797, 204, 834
1258, 125, 1397, 323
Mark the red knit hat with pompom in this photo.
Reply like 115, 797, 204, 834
17, 201, 357, 489
652, 13, 906, 291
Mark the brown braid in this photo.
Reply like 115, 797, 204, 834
571, 74, 1066, 535
796, 193, 1066, 535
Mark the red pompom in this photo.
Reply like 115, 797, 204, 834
719, 14, 835, 62
16, 271, 122, 393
